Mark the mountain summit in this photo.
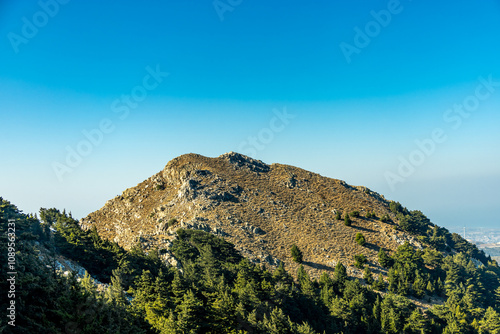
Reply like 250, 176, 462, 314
80, 152, 423, 279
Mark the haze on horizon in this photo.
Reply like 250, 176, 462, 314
1, 0, 499, 229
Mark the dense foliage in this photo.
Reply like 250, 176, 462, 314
0, 198, 151, 333
1, 197, 500, 333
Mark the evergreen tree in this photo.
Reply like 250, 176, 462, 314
437, 277, 445, 296
480, 307, 500, 333
291, 244, 303, 263
171, 271, 187, 304
426, 280, 435, 295
105, 269, 127, 306
263, 307, 292, 334
355, 232, 366, 246
378, 248, 393, 267
495, 286, 500, 310
354, 254, 367, 269
403, 308, 429, 333
412, 271, 426, 299
176, 290, 204, 334
319, 272, 334, 307
39, 207, 60, 225
296, 321, 319, 334
363, 267, 374, 285
372, 273, 386, 291
334, 262, 348, 291
388, 268, 398, 293
344, 214, 352, 226
373, 295, 382, 325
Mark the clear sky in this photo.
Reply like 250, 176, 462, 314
1, 0, 499, 230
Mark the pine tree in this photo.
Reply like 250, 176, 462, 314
412, 271, 426, 299
388, 268, 398, 293
378, 248, 393, 268
273, 262, 293, 290
397, 277, 410, 296
291, 244, 303, 263
480, 307, 500, 333
80, 271, 97, 297
334, 262, 348, 291
372, 273, 386, 291
296, 322, 318, 334
426, 280, 435, 295
298, 265, 316, 298
354, 254, 367, 269
154, 269, 170, 305
171, 271, 187, 304
355, 233, 366, 246
263, 307, 291, 334
373, 295, 382, 323
176, 290, 204, 334
363, 267, 374, 285
495, 286, 500, 310
344, 214, 352, 226
130, 270, 155, 315
335, 211, 341, 220
437, 277, 445, 296
105, 269, 126, 306
403, 308, 429, 333
319, 272, 334, 307
380, 304, 398, 334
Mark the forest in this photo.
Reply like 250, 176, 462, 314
1, 197, 500, 333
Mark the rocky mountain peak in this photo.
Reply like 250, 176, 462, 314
219, 152, 271, 173
80, 152, 421, 280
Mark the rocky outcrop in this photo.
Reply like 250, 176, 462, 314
220, 152, 270, 173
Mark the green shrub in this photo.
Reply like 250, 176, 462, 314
365, 212, 375, 219
380, 214, 390, 223
351, 211, 360, 218
344, 215, 352, 227
354, 254, 367, 269
167, 218, 178, 228
355, 233, 366, 246
291, 244, 303, 263
335, 211, 342, 220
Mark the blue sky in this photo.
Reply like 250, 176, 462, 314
1, 0, 499, 230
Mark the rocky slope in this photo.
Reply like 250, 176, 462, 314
80, 152, 424, 279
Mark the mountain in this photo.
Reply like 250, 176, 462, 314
80, 152, 426, 279
2, 153, 500, 333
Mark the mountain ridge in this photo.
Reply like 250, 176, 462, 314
80, 152, 426, 279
